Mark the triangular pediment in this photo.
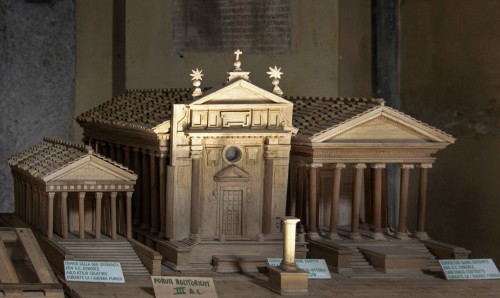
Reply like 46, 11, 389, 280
191, 79, 291, 105
214, 165, 251, 182
43, 156, 137, 182
311, 106, 455, 144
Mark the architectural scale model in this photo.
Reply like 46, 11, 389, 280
8, 50, 470, 277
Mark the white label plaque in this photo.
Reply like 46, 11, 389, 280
151, 276, 218, 298
439, 259, 500, 280
64, 260, 125, 283
267, 258, 332, 279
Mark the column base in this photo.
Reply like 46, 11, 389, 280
414, 231, 430, 240
326, 232, 341, 240
368, 232, 386, 240
349, 232, 362, 240
395, 232, 410, 240
268, 266, 309, 296
306, 231, 321, 240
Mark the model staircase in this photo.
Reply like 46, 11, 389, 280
58, 240, 149, 276
400, 242, 442, 272
350, 248, 377, 273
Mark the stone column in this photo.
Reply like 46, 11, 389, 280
190, 149, 203, 241
78, 192, 86, 239
307, 163, 322, 240
396, 164, 414, 239
166, 165, 175, 239
47, 192, 55, 239
61, 192, 68, 239
159, 153, 167, 238
126, 192, 133, 239
415, 164, 432, 239
328, 163, 345, 240
95, 192, 103, 239
111, 192, 117, 240
371, 164, 386, 240
150, 151, 159, 234
116, 144, 123, 164
262, 147, 276, 235
132, 147, 141, 225
124, 145, 131, 168
295, 163, 305, 221
141, 149, 150, 229
109, 143, 116, 160
279, 217, 301, 271
350, 163, 366, 240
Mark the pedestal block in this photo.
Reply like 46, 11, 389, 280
268, 266, 309, 296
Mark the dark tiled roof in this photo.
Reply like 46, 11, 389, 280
286, 96, 384, 138
76, 88, 194, 130
7, 138, 133, 179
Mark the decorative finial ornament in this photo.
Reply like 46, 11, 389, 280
234, 49, 243, 70
190, 68, 203, 97
267, 66, 284, 96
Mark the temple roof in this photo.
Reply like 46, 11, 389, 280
76, 88, 453, 142
7, 137, 134, 181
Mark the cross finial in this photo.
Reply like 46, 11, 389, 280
234, 49, 243, 61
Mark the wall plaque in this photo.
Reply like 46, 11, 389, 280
172, 0, 291, 55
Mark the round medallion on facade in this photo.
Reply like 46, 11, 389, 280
223, 145, 243, 164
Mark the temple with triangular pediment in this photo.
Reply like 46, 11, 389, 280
9, 50, 465, 272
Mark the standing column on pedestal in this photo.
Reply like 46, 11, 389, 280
150, 151, 159, 234
95, 192, 103, 239
47, 192, 55, 238
350, 163, 366, 240
371, 164, 386, 240
279, 217, 301, 271
415, 164, 432, 239
78, 192, 86, 239
328, 163, 345, 240
141, 149, 150, 229
397, 164, 414, 239
307, 164, 322, 240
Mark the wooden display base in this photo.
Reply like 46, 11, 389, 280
267, 266, 309, 296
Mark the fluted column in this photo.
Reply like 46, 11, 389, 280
111, 192, 117, 240
126, 192, 133, 239
415, 164, 432, 239
396, 164, 414, 239
141, 149, 150, 229
61, 192, 68, 239
262, 146, 277, 235
371, 164, 386, 240
78, 192, 86, 239
150, 151, 159, 234
328, 163, 345, 240
349, 163, 366, 240
295, 163, 305, 221
47, 192, 55, 238
132, 147, 141, 225
190, 147, 203, 241
307, 163, 322, 240
95, 192, 103, 239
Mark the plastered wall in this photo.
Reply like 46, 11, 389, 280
400, 0, 500, 262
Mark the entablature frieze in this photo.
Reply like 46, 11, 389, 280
46, 182, 135, 192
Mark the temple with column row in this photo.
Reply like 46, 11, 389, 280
9, 53, 470, 273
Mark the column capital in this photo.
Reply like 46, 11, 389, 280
371, 163, 386, 169
95, 192, 103, 199
308, 163, 323, 168
402, 164, 415, 169
78, 192, 86, 199
355, 163, 367, 169
190, 151, 203, 159
420, 163, 433, 169
335, 163, 346, 169
131, 146, 140, 153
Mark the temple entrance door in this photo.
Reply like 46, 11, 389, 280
218, 186, 246, 239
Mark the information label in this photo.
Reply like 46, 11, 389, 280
152, 276, 218, 298
267, 258, 332, 279
64, 260, 125, 283
439, 259, 500, 280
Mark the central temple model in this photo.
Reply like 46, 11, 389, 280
10, 50, 470, 274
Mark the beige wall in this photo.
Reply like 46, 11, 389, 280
400, 0, 500, 262
74, 0, 114, 142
